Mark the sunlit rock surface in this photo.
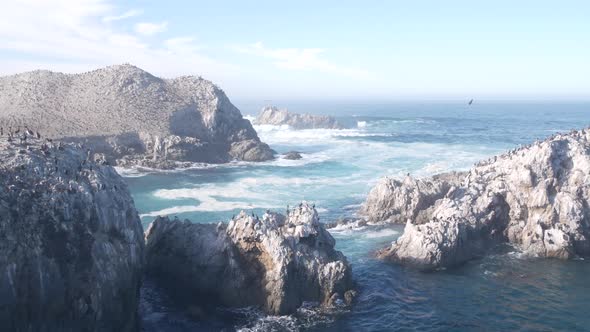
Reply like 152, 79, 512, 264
145, 203, 354, 315
0, 64, 274, 168
254, 106, 345, 129
372, 129, 590, 270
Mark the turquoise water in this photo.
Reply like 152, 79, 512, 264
131, 102, 590, 331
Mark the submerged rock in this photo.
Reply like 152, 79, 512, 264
283, 151, 303, 160
254, 106, 345, 129
0, 138, 144, 330
0, 64, 274, 168
144, 203, 354, 315
372, 129, 590, 270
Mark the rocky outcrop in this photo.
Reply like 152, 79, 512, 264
0, 137, 144, 330
254, 106, 345, 129
144, 203, 354, 315
359, 172, 465, 224
283, 151, 303, 160
0, 64, 274, 168
374, 129, 590, 270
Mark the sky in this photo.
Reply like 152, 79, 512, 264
0, 0, 589, 100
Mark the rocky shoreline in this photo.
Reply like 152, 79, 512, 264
0, 135, 354, 329
363, 129, 590, 270
0, 64, 275, 169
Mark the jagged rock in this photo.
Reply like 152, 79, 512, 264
359, 172, 465, 224
254, 106, 345, 129
0, 138, 144, 330
283, 151, 303, 160
374, 129, 590, 270
144, 203, 354, 315
0, 64, 274, 168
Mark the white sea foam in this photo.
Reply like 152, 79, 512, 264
357, 121, 367, 128
114, 166, 149, 178
143, 175, 345, 216
362, 228, 399, 239
243, 115, 256, 123
140, 205, 201, 218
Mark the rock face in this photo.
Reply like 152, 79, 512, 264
359, 172, 465, 224
144, 203, 354, 315
254, 106, 345, 129
0, 64, 274, 168
0, 137, 144, 330
374, 129, 590, 270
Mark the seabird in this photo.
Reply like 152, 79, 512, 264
468, 99, 474, 105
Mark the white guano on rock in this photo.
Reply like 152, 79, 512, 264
372, 129, 590, 270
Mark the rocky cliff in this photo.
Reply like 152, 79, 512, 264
359, 172, 465, 224
0, 64, 274, 168
371, 129, 590, 270
253, 106, 345, 129
144, 203, 355, 315
0, 136, 145, 330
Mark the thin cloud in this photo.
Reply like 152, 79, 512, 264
134, 21, 168, 36
0, 0, 239, 80
102, 9, 142, 22
234, 42, 370, 78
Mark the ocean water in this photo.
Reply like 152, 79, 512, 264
129, 101, 590, 331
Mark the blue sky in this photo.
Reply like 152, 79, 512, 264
1, 0, 589, 100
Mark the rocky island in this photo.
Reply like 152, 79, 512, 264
0, 64, 274, 169
254, 106, 346, 129
144, 203, 355, 315
363, 129, 590, 270
0, 136, 145, 330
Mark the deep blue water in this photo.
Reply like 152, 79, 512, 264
127, 101, 590, 331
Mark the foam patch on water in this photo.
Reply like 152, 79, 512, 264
114, 166, 150, 178
362, 228, 399, 239
234, 303, 341, 332
253, 124, 366, 146
142, 175, 343, 216
140, 205, 201, 218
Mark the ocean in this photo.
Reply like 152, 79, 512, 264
127, 101, 590, 331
